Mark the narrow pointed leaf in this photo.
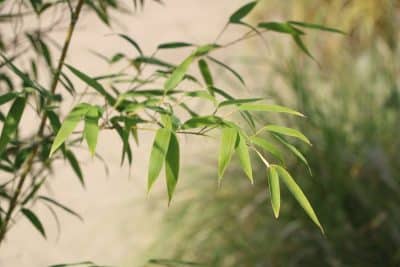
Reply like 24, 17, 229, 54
65, 150, 85, 187
0, 97, 26, 155
273, 134, 312, 175
84, 106, 101, 156
207, 56, 245, 86
250, 136, 284, 163
38, 196, 83, 221
148, 128, 171, 191
50, 104, 90, 156
21, 208, 46, 238
267, 165, 280, 218
66, 65, 115, 105
181, 115, 224, 129
164, 56, 194, 93
198, 59, 214, 95
218, 98, 262, 108
229, 1, 258, 23
238, 103, 304, 116
275, 166, 323, 232
218, 127, 237, 180
258, 22, 305, 35
165, 133, 180, 203
292, 34, 314, 59
158, 42, 193, 49
118, 34, 143, 55
260, 125, 311, 145
288, 21, 345, 34
0, 92, 17, 105
236, 134, 253, 183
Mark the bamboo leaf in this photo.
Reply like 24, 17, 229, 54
148, 128, 171, 191
65, 150, 85, 187
273, 134, 312, 175
50, 104, 90, 156
260, 125, 311, 145
158, 42, 193, 49
258, 22, 305, 35
38, 196, 83, 221
164, 56, 194, 93
66, 64, 115, 105
118, 34, 143, 55
218, 98, 262, 108
275, 166, 323, 232
288, 21, 345, 34
207, 56, 245, 86
218, 127, 237, 181
236, 133, 253, 183
0, 97, 26, 155
250, 136, 284, 163
239, 103, 304, 116
229, 1, 258, 23
198, 59, 214, 96
84, 106, 101, 156
292, 34, 314, 59
21, 208, 46, 238
0, 92, 18, 105
165, 133, 180, 203
267, 165, 280, 218
181, 115, 224, 130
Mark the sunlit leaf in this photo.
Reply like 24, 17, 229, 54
273, 134, 312, 175
259, 125, 311, 145
275, 165, 323, 232
0, 97, 26, 155
229, 1, 258, 23
21, 208, 46, 238
267, 165, 280, 218
50, 103, 90, 156
236, 133, 253, 183
238, 103, 304, 116
164, 55, 194, 93
84, 106, 101, 156
198, 59, 214, 96
181, 115, 224, 129
218, 127, 237, 181
250, 136, 284, 163
148, 128, 171, 191
218, 98, 262, 108
165, 133, 180, 203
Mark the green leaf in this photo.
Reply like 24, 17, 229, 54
38, 196, 83, 221
148, 128, 171, 191
218, 127, 237, 181
118, 34, 143, 55
158, 42, 193, 49
50, 104, 90, 157
275, 166, 323, 232
48, 261, 95, 267
273, 134, 312, 175
164, 55, 194, 93
21, 208, 46, 238
0, 97, 26, 155
292, 34, 314, 59
250, 136, 284, 163
66, 64, 115, 105
192, 44, 219, 57
288, 21, 345, 34
198, 59, 214, 95
259, 125, 311, 145
236, 134, 253, 183
267, 165, 280, 218
84, 106, 101, 156
0, 92, 17, 105
134, 56, 175, 68
229, 1, 258, 23
258, 22, 305, 35
218, 98, 262, 108
181, 115, 223, 130
238, 103, 304, 116
165, 133, 180, 203
207, 56, 245, 86
65, 150, 85, 187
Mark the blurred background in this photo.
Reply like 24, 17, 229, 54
0, 0, 399, 266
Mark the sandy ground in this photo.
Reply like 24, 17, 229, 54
0, 1, 256, 266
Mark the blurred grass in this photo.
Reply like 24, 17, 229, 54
146, 1, 400, 266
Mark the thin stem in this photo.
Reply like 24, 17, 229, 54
0, 0, 85, 246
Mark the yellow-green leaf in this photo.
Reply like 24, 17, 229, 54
148, 128, 171, 191
250, 136, 284, 163
236, 133, 253, 183
238, 103, 304, 117
275, 166, 323, 232
165, 133, 180, 203
49, 103, 90, 157
267, 165, 280, 218
164, 56, 194, 93
260, 125, 311, 145
84, 106, 101, 156
218, 127, 237, 182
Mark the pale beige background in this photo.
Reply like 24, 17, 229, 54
0, 1, 262, 266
